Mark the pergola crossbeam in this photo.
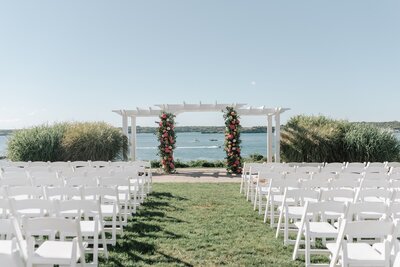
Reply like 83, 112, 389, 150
113, 102, 290, 162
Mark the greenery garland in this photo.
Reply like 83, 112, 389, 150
156, 112, 177, 173
223, 107, 243, 174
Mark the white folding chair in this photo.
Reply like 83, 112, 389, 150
276, 188, 320, 245
328, 219, 396, 267
0, 218, 24, 267
253, 172, 283, 214
56, 199, 108, 264
20, 217, 87, 267
292, 201, 347, 266
263, 178, 299, 227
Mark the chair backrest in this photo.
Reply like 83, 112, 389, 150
346, 162, 366, 168
285, 172, 311, 181
320, 188, 355, 203
359, 178, 390, 189
364, 166, 389, 174
367, 162, 387, 168
311, 172, 336, 181
65, 175, 97, 187
303, 200, 347, 221
324, 162, 345, 168
28, 171, 62, 187
44, 186, 82, 200
345, 201, 388, 221
28, 161, 49, 167
300, 162, 324, 168
10, 199, 54, 218
337, 173, 363, 181
90, 161, 110, 168
0, 218, 14, 239
0, 176, 31, 187
0, 199, 10, 218
283, 188, 320, 206
363, 172, 389, 180
355, 188, 393, 203
56, 199, 102, 220
300, 179, 330, 190
343, 165, 366, 174
5, 186, 44, 200
69, 161, 90, 168
330, 178, 360, 189
271, 165, 296, 174
296, 166, 320, 174
82, 186, 119, 204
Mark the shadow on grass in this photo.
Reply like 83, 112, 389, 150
101, 190, 190, 266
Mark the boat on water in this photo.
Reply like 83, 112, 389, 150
209, 139, 218, 142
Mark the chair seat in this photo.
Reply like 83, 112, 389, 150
272, 195, 295, 204
372, 242, 397, 255
0, 241, 23, 267
294, 222, 338, 238
101, 204, 118, 216
326, 243, 385, 264
278, 206, 307, 218
0, 240, 13, 255
80, 221, 103, 236
33, 241, 82, 264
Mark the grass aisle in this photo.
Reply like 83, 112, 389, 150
100, 183, 304, 267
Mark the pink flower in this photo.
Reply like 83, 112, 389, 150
161, 114, 167, 119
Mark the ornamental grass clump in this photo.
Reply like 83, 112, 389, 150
344, 124, 400, 162
281, 115, 400, 163
7, 122, 127, 162
7, 123, 68, 162
61, 122, 128, 161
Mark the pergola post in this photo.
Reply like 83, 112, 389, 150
130, 116, 137, 160
122, 111, 128, 161
267, 114, 273, 162
274, 108, 281, 163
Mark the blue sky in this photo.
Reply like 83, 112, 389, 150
0, 0, 399, 129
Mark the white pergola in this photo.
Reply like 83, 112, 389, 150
112, 102, 290, 162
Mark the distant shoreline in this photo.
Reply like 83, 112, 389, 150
1, 121, 400, 136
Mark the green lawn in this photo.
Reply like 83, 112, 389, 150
100, 183, 305, 267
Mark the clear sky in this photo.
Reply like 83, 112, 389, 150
0, 0, 399, 129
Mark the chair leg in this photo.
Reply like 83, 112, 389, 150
283, 216, 289, 245
253, 188, 258, 210
258, 192, 263, 215
263, 198, 269, 223
292, 226, 303, 260
275, 209, 283, 238
270, 202, 275, 228
305, 232, 311, 267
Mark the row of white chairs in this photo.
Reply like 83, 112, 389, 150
242, 163, 400, 203
242, 168, 400, 266
0, 161, 153, 266
0, 160, 150, 169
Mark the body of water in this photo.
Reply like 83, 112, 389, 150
0, 133, 270, 161
2, 132, 400, 161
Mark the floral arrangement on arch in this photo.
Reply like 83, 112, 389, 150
156, 112, 177, 173
223, 106, 243, 174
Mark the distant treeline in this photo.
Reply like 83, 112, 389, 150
135, 126, 272, 134
355, 121, 400, 131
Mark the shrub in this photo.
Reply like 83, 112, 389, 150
7, 122, 127, 162
344, 124, 400, 162
61, 122, 128, 161
7, 123, 68, 161
281, 115, 400, 162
